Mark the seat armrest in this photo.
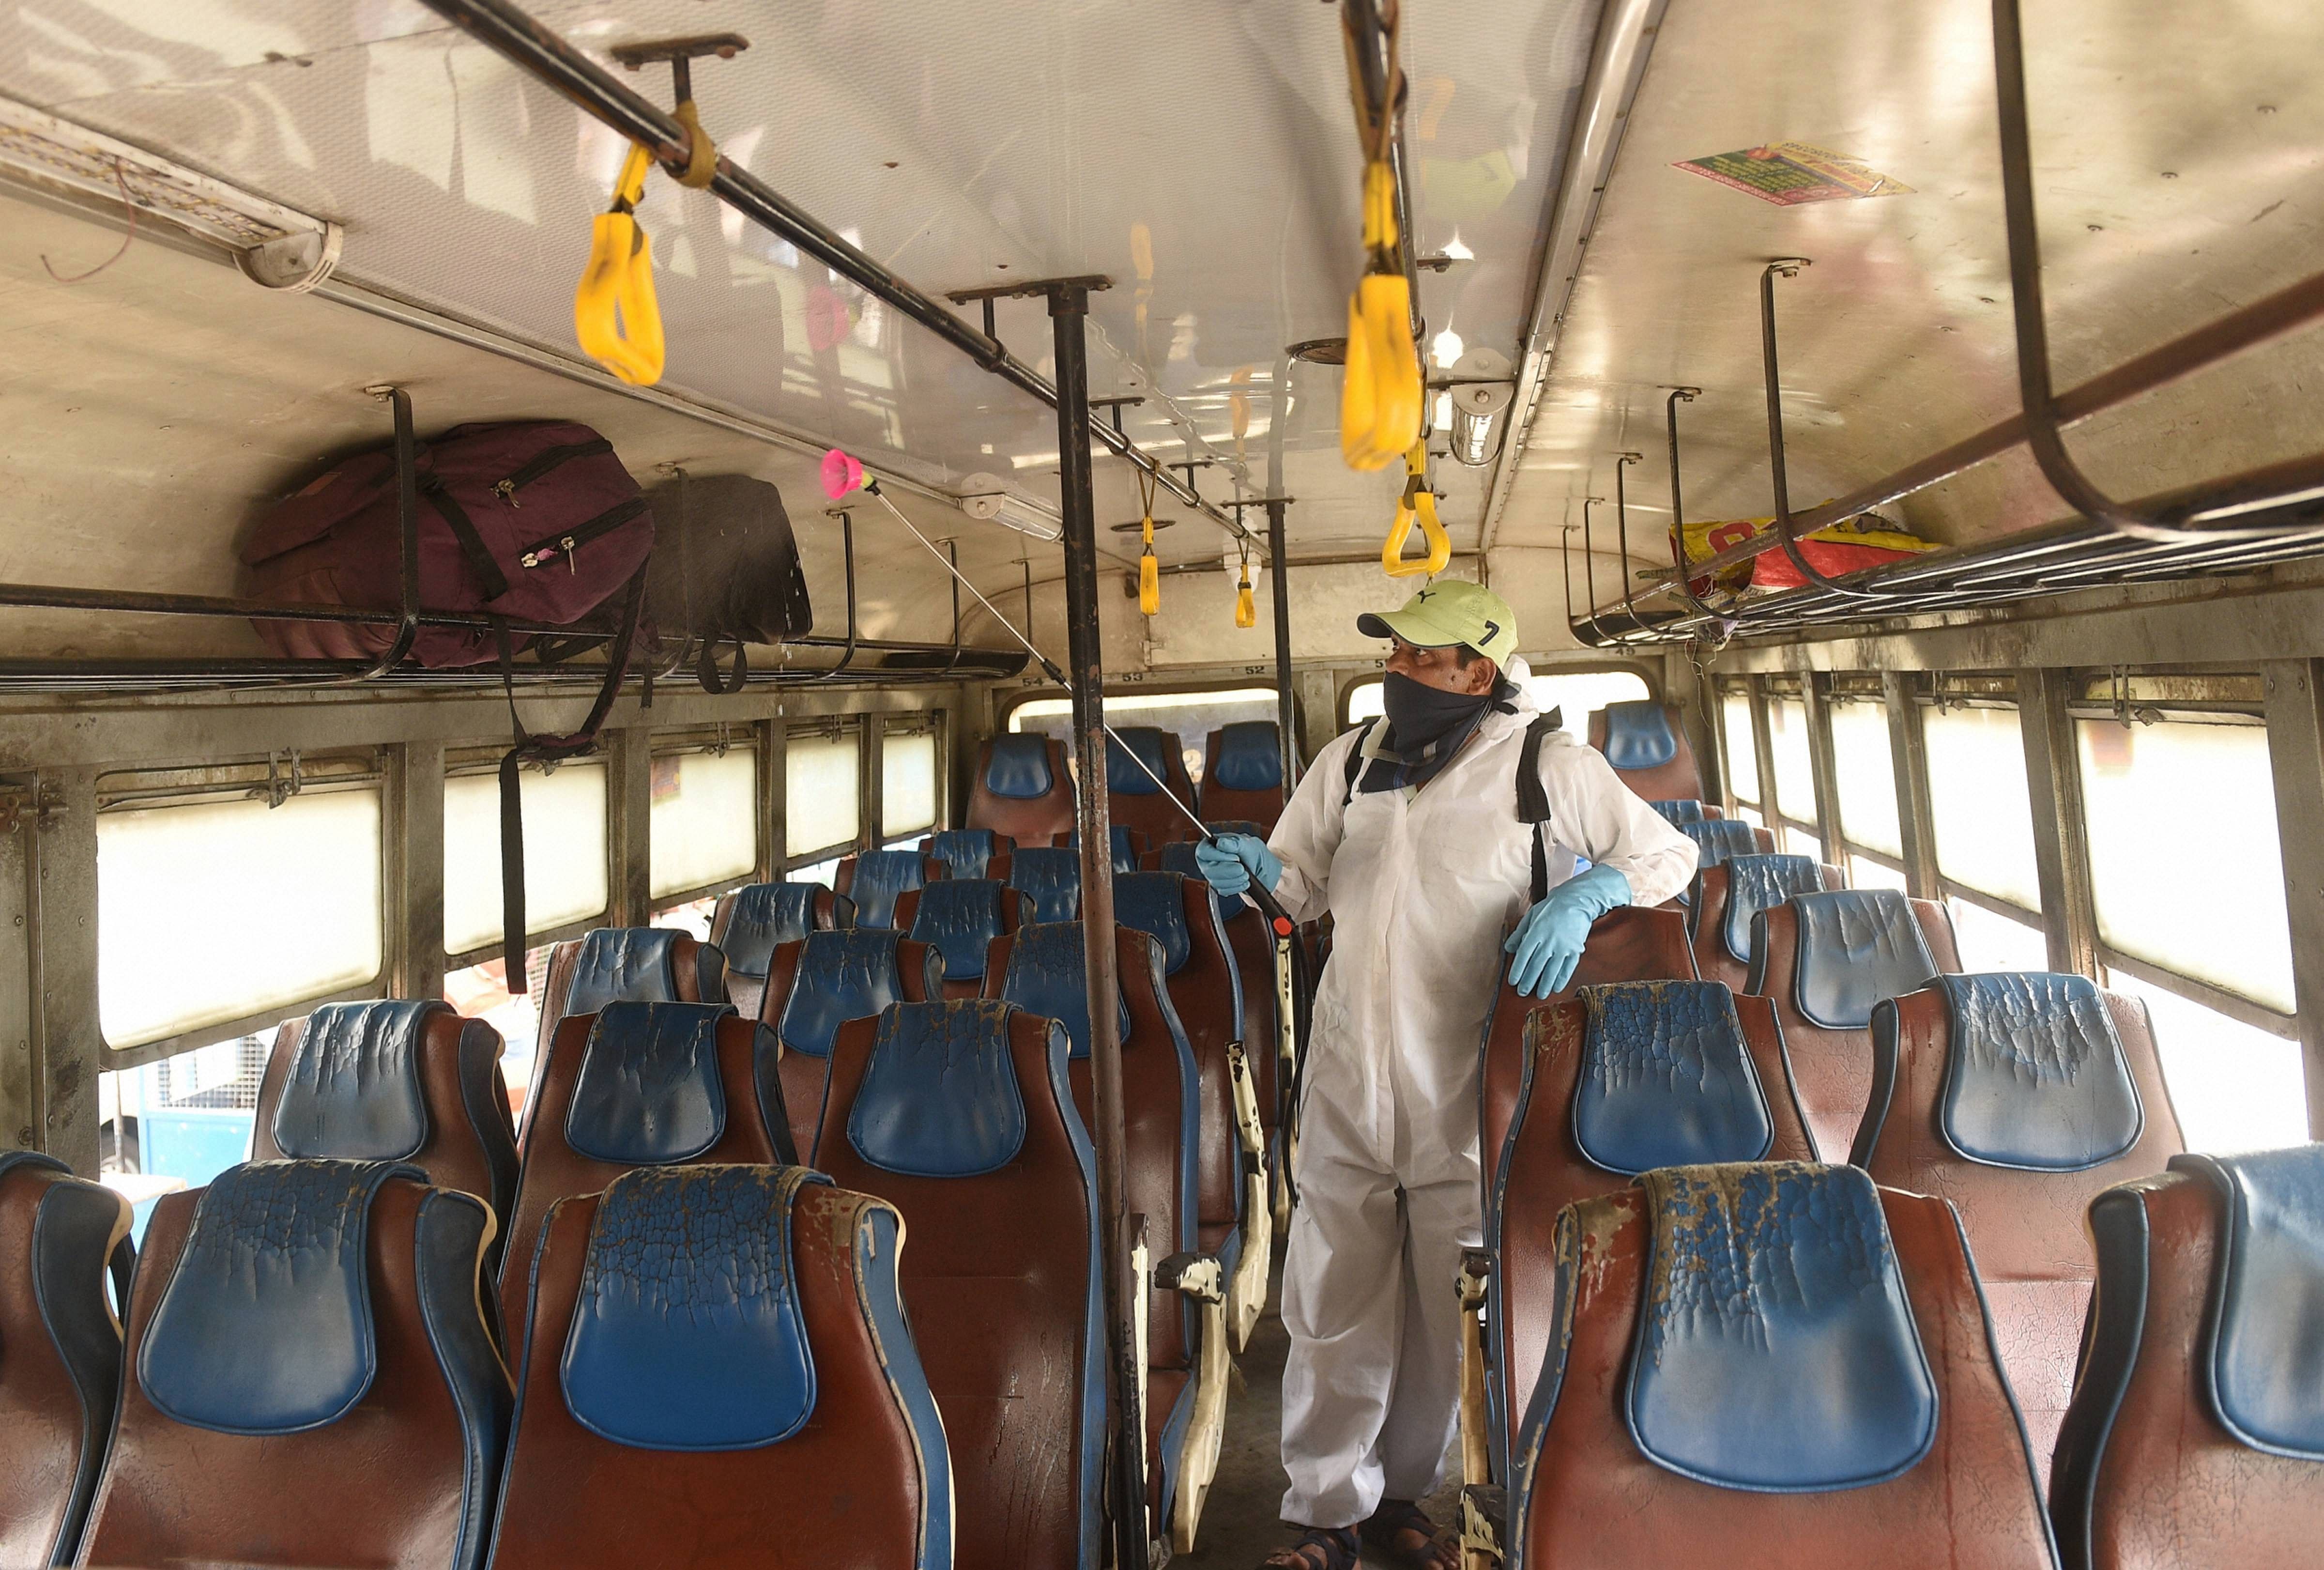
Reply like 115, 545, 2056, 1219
1226, 1041, 1267, 1157
1155, 1250, 1226, 1305
1462, 1483, 1506, 1569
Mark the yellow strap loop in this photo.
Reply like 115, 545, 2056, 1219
575, 144, 666, 386
1234, 550, 1257, 629
1341, 159, 1421, 472
1381, 443, 1451, 579
671, 100, 719, 189
1135, 473, 1162, 616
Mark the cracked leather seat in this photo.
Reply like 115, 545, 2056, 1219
1647, 798, 1723, 826
1856, 973, 2186, 1474
966, 733, 1076, 845
834, 848, 944, 931
815, 1000, 1103, 1570
533, 927, 729, 1063
1744, 887, 1962, 1158
0, 1153, 131, 1569
487, 1164, 952, 1570
1509, 1162, 2056, 1569
1200, 721, 1288, 831
501, 1001, 794, 1337
1672, 816, 1777, 892
1686, 853, 1845, 992
1057, 823, 1150, 871
251, 1000, 520, 1265
920, 826, 1012, 880
1587, 700, 1703, 804
893, 877, 1031, 1000
757, 929, 943, 1158
1107, 726, 1199, 847
709, 881, 851, 1022
80, 1159, 509, 1570
987, 844, 1084, 924
2052, 1144, 2324, 1570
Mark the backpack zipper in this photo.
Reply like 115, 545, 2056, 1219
492, 438, 615, 506
517, 496, 648, 571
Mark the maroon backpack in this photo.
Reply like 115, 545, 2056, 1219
241, 420, 655, 667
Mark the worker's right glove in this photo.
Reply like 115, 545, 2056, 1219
1194, 832, 1282, 896
1504, 862, 1634, 998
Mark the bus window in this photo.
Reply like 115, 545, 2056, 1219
1924, 706, 2044, 946
881, 723, 939, 839
785, 727, 861, 861
648, 745, 757, 901
1946, 895, 2051, 971
443, 762, 608, 960
1766, 697, 1820, 857
1721, 690, 1762, 826
1012, 686, 1276, 784
1827, 697, 1902, 862
2108, 971, 2307, 1153
651, 896, 719, 942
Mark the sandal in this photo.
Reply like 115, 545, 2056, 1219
1259, 1525, 1361, 1570
1359, 1498, 1458, 1570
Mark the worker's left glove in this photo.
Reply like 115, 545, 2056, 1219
1504, 863, 1634, 999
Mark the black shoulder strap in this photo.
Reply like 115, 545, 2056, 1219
1342, 718, 1380, 807
1517, 713, 1558, 902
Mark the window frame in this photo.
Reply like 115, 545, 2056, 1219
782, 717, 868, 872
1822, 685, 1910, 883
440, 749, 613, 974
644, 728, 764, 912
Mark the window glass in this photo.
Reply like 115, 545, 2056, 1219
1345, 680, 1384, 725
98, 791, 383, 1049
1924, 705, 2042, 910
444, 763, 607, 957
1850, 856, 1909, 893
2078, 719, 2293, 1014
882, 729, 939, 837
1946, 898, 2050, 972
1015, 687, 1277, 784
1781, 824, 1821, 860
1767, 700, 1817, 826
648, 749, 757, 898
2110, 972, 2307, 1154
1722, 694, 1760, 804
785, 732, 860, 858
791, 853, 842, 887
1827, 700, 1902, 857
1731, 802, 1764, 830
652, 894, 717, 942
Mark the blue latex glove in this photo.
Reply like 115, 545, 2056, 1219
1504, 863, 1634, 998
1194, 832, 1282, 896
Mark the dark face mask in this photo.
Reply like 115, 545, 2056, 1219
1380, 670, 1492, 754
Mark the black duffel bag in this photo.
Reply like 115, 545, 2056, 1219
642, 471, 815, 691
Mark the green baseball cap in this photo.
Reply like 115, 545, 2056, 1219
1356, 579, 1518, 667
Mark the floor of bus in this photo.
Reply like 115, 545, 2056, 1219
1179, 1247, 1462, 1568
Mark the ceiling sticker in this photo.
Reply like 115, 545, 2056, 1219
1673, 142, 1912, 205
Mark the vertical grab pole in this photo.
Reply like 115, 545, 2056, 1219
1048, 281, 1150, 1570
1266, 497, 1299, 788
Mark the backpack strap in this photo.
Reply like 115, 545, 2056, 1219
1342, 718, 1381, 808
1516, 713, 1558, 904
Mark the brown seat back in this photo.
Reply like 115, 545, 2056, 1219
81, 1161, 508, 1570
2052, 1148, 2324, 1570
1510, 1162, 2056, 1569
1687, 856, 1845, 993
758, 931, 943, 1158
834, 850, 945, 930
1201, 722, 1287, 831
1107, 725, 1199, 846
1151, 841, 1286, 1139
1857, 976, 2185, 1470
815, 1000, 1102, 1570
709, 882, 847, 1021
533, 927, 727, 1062
1745, 889, 1961, 1159
0, 1154, 129, 1569
489, 1165, 953, 1570
1587, 700, 1704, 802
966, 734, 1077, 844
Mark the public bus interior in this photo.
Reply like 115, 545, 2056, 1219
0, 0, 2319, 1567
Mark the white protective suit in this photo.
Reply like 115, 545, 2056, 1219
1266, 689, 1698, 1526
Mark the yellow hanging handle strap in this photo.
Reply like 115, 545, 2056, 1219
1135, 467, 1162, 616
1234, 545, 1257, 629
575, 143, 667, 386
1339, 4, 1421, 475
1382, 441, 1451, 578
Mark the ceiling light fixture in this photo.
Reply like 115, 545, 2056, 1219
954, 472, 1063, 542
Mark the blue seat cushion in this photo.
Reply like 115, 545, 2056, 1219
564, 1002, 733, 1165
1718, 853, 1826, 964
847, 1000, 1036, 1176
2171, 1146, 2324, 1461
1678, 817, 1759, 870
1600, 701, 1679, 771
1063, 825, 1143, 874
1791, 889, 1939, 1031
561, 1165, 830, 1451
1157, 841, 1243, 929
777, 930, 906, 1059
925, 829, 997, 880
1571, 982, 1774, 1175
271, 1000, 440, 1161
1650, 799, 1707, 825
1112, 871, 1194, 975
565, 928, 681, 1017
1210, 723, 1282, 793
1107, 727, 1176, 796
984, 734, 1055, 800
718, 884, 823, 980
1934, 973, 2143, 1170
844, 850, 928, 931
905, 879, 1013, 984
1007, 847, 1083, 923
1001, 922, 1132, 1061
1627, 1163, 1938, 1492
141, 1159, 422, 1435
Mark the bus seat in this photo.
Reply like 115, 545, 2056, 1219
760, 930, 943, 1159
1108, 726, 1199, 847
0, 1153, 130, 1570
486, 1165, 950, 1570
1057, 823, 1149, 872
1649, 797, 1709, 824
1202, 722, 1287, 831
81, 1161, 507, 1570
922, 826, 1012, 879
1587, 700, 1704, 803
894, 879, 1031, 999
1508, 1163, 2055, 1569
814, 1000, 1102, 1570
2051, 1145, 2324, 1570
251, 1000, 519, 1267
1476, 984, 1815, 1488
1686, 855, 1845, 992
1153, 840, 1287, 1191
834, 849, 943, 930
1856, 974, 2186, 1474
1114, 870, 1269, 1349
500, 1003, 792, 1338
534, 927, 728, 1063
966, 734, 1076, 845
1745, 889, 1962, 1160
992, 845, 1084, 923
709, 882, 850, 1022
1673, 817, 1775, 893
985, 922, 1226, 1550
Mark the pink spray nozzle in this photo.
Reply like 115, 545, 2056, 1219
819, 448, 867, 501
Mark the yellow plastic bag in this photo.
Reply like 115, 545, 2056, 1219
574, 145, 666, 387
